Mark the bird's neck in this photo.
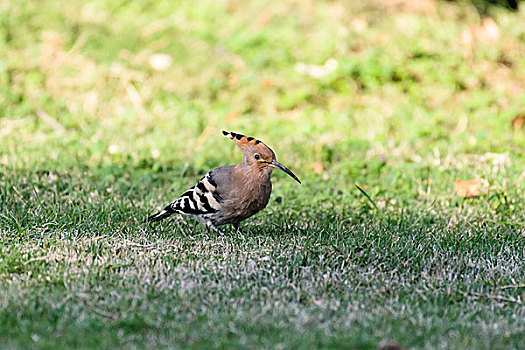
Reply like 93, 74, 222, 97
238, 162, 272, 182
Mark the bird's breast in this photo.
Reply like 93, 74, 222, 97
220, 169, 273, 223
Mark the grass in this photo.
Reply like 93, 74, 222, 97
1, 0, 525, 348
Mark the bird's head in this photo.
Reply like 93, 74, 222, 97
222, 131, 301, 184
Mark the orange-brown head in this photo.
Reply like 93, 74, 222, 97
222, 131, 301, 184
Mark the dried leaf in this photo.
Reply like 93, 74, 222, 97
312, 162, 323, 174
262, 79, 274, 88
454, 178, 482, 197
511, 115, 525, 129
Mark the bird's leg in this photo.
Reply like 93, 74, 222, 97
232, 223, 245, 237
208, 223, 224, 235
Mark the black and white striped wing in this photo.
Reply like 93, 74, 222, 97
147, 171, 222, 222
170, 172, 222, 215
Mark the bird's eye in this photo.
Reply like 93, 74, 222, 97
254, 154, 261, 160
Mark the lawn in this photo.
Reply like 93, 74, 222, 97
1, 0, 524, 349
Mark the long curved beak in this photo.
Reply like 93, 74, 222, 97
270, 160, 301, 184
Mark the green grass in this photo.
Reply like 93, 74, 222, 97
1, 0, 524, 349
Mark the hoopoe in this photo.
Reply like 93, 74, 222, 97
148, 131, 301, 232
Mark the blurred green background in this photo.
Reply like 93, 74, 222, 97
1, 0, 525, 349
2, 0, 523, 174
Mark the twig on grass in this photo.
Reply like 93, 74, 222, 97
90, 307, 118, 319
500, 284, 525, 290
23, 256, 48, 265
124, 240, 158, 249
459, 290, 522, 304
85, 235, 108, 244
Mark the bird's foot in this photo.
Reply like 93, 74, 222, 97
232, 223, 242, 233
232, 224, 246, 240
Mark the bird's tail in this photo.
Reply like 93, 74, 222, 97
147, 207, 174, 222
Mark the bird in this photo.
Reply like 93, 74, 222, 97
147, 131, 301, 233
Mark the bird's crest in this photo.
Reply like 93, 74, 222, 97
222, 131, 263, 151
